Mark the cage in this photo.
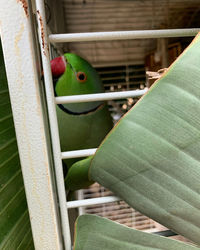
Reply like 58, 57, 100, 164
0, 0, 200, 249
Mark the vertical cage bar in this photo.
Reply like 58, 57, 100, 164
34, 0, 71, 249
0, 0, 63, 249
77, 191, 85, 215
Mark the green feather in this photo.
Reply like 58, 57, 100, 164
56, 53, 104, 113
65, 156, 94, 191
54, 53, 113, 173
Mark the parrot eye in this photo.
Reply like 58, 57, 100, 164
76, 72, 87, 83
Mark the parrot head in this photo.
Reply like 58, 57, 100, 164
51, 53, 104, 114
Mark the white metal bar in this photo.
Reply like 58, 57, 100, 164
77, 190, 85, 215
0, 0, 63, 249
67, 196, 121, 209
49, 28, 200, 43
55, 89, 147, 104
34, 0, 71, 249
61, 148, 97, 159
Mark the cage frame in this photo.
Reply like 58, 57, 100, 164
0, 0, 199, 249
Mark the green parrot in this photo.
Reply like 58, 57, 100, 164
50, 53, 113, 170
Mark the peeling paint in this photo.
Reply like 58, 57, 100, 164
37, 10, 48, 56
17, 0, 29, 17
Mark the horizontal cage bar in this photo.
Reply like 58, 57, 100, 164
67, 199, 178, 237
49, 28, 200, 43
67, 196, 121, 209
55, 89, 147, 104
61, 148, 97, 159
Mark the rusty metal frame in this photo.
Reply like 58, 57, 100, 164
0, 0, 63, 249
34, 0, 72, 249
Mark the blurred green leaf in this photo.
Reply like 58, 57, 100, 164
74, 215, 198, 250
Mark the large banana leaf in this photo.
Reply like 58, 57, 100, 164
88, 33, 200, 244
74, 214, 198, 250
0, 41, 34, 249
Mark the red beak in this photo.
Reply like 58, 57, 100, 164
50, 56, 66, 78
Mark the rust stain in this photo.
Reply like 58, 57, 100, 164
14, 23, 24, 88
17, 0, 29, 17
27, 29, 60, 246
14, 23, 24, 49
37, 10, 48, 56
13, 17, 58, 247
21, 99, 45, 246
14, 23, 45, 245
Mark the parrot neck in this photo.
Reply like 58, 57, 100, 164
57, 103, 104, 115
